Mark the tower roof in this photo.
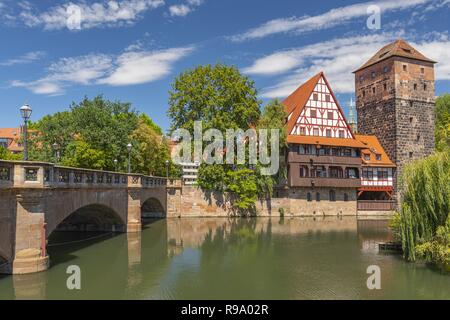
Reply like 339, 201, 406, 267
354, 39, 436, 73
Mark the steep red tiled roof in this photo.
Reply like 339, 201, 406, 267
0, 127, 23, 152
287, 135, 366, 148
355, 134, 395, 167
354, 39, 436, 72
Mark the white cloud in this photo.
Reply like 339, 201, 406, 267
11, 46, 194, 95
169, 0, 204, 17
249, 33, 450, 99
16, 0, 165, 30
99, 47, 194, 86
230, 0, 433, 42
169, 4, 191, 17
0, 51, 46, 66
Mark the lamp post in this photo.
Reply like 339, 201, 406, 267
52, 142, 60, 163
127, 143, 132, 173
165, 160, 169, 179
20, 104, 32, 161
114, 159, 118, 172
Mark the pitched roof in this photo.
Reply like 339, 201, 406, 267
287, 135, 366, 148
0, 128, 21, 139
355, 134, 395, 167
354, 39, 436, 73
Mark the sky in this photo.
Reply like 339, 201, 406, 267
0, 0, 449, 132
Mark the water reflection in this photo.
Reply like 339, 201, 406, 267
0, 217, 449, 300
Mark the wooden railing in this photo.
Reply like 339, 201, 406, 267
357, 200, 395, 211
0, 160, 182, 189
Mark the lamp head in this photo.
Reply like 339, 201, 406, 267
20, 104, 32, 120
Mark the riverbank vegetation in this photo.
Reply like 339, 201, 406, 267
24, 96, 176, 177
168, 64, 286, 215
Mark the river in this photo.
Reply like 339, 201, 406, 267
0, 217, 449, 300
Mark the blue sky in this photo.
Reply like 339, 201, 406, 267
0, 0, 449, 132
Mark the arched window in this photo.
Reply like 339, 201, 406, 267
307, 192, 312, 202
316, 192, 321, 202
329, 190, 336, 202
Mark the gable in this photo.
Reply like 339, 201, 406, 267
288, 75, 354, 139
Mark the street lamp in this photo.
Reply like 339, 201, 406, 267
52, 142, 60, 163
165, 160, 169, 179
20, 104, 32, 161
114, 159, 118, 172
127, 143, 132, 173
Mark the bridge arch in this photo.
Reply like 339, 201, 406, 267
48, 204, 127, 236
141, 197, 166, 218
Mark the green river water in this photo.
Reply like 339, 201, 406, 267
0, 217, 449, 300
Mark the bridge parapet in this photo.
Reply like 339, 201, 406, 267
0, 160, 182, 190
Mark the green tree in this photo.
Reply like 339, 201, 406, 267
435, 94, 450, 152
168, 63, 261, 134
226, 168, 258, 213
0, 146, 8, 160
398, 151, 450, 262
61, 140, 106, 170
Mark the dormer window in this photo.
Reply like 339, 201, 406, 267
376, 154, 382, 161
364, 154, 370, 161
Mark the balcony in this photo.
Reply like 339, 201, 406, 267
290, 177, 361, 188
288, 153, 361, 166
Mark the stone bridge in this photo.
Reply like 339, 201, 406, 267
0, 160, 182, 275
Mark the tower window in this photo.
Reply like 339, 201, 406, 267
372, 87, 376, 94
417, 134, 420, 141
383, 83, 387, 91
403, 64, 408, 72
409, 152, 413, 158
421, 67, 425, 74
383, 66, 389, 73
362, 90, 366, 98
360, 75, 364, 82
371, 71, 376, 78
414, 83, 417, 91
424, 84, 427, 91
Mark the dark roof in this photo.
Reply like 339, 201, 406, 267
354, 39, 436, 73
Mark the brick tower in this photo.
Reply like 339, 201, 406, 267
354, 39, 436, 201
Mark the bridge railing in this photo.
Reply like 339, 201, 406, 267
0, 160, 181, 189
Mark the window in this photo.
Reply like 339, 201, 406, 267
343, 149, 352, 157
376, 154, 382, 161
362, 90, 366, 98
329, 190, 336, 202
344, 193, 349, 202
310, 109, 317, 118
347, 168, 358, 179
315, 166, 327, 178
332, 148, 340, 156
383, 66, 389, 73
307, 192, 312, 202
302, 145, 312, 155
417, 134, 420, 141
316, 192, 321, 202
421, 67, 425, 74
300, 166, 309, 178
329, 167, 343, 178
326, 129, 332, 137
371, 71, 376, 78
424, 84, 427, 91
409, 152, 413, 158
377, 169, 388, 180
372, 87, 376, 94
359, 75, 364, 82
383, 83, 387, 91
339, 130, 345, 138
325, 94, 331, 102
313, 128, 320, 136
409, 117, 414, 123
327, 111, 334, 119
313, 93, 318, 101
363, 153, 370, 161
414, 83, 417, 91
403, 64, 407, 72
299, 127, 306, 135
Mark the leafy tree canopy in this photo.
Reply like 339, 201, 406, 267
435, 94, 450, 152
